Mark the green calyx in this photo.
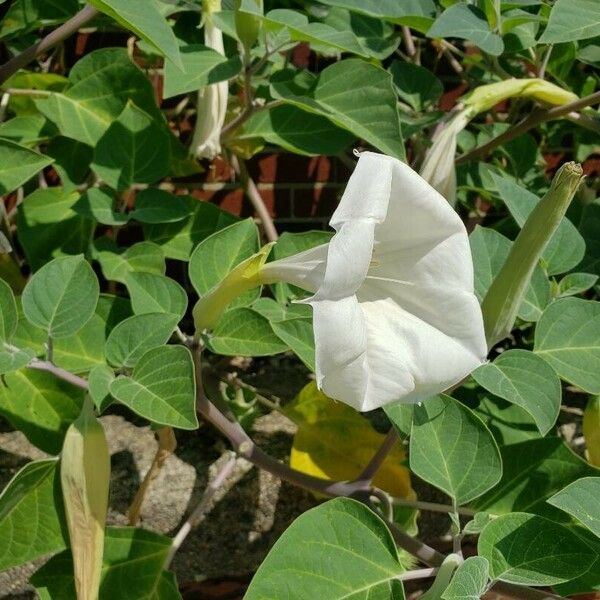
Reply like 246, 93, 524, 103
193, 242, 274, 333
482, 162, 584, 347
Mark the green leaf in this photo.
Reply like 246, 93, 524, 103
74, 187, 130, 226
0, 0, 78, 39
493, 174, 585, 275
88, 364, 116, 413
22, 255, 99, 339
548, 477, 600, 539
0, 138, 53, 195
472, 349, 561, 435
269, 230, 332, 303
478, 512, 595, 585
2, 71, 67, 116
93, 239, 166, 284
0, 114, 55, 144
0, 368, 84, 454
442, 556, 489, 600
207, 308, 289, 356
91, 102, 170, 191
518, 265, 550, 322
131, 188, 194, 224
578, 201, 600, 276
163, 43, 241, 98
0, 278, 17, 342
475, 396, 540, 446
189, 218, 260, 309
270, 317, 315, 371
472, 438, 599, 517
557, 272, 599, 297
245, 497, 406, 600
87, 0, 182, 68
36, 48, 162, 146
31, 527, 180, 600
125, 272, 187, 319
105, 313, 179, 368
240, 105, 354, 156
46, 136, 93, 192
110, 345, 198, 429
540, 0, 600, 43
534, 298, 600, 394
0, 459, 67, 571
16, 187, 95, 271
271, 60, 405, 161
316, 0, 436, 30
410, 395, 502, 505
143, 201, 238, 261
389, 61, 443, 112
0, 346, 36, 375
427, 4, 504, 56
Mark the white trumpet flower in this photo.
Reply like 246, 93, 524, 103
261, 152, 487, 411
191, 0, 228, 159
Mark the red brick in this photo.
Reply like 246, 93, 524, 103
308, 156, 332, 183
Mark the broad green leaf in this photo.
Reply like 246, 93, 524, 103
87, 0, 182, 67
410, 395, 502, 505
473, 438, 599, 517
240, 105, 354, 156
131, 189, 194, 224
74, 187, 129, 226
469, 225, 550, 320
472, 349, 561, 435
0, 138, 53, 195
88, 364, 116, 413
144, 201, 238, 261
92, 102, 170, 191
105, 313, 179, 368
22, 255, 99, 339
478, 512, 595, 585
0, 278, 17, 342
125, 272, 187, 319
110, 345, 198, 429
207, 308, 289, 356
389, 61, 443, 112
540, 0, 600, 43
46, 136, 93, 192
0, 0, 78, 39
93, 239, 166, 284
0, 368, 84, 454
163, 44, 241, 98
31, 527, 180, 600
269, 230, 332, 303
16, 187, 95, 271
475, 395, 540, 446
240, 6, 369, 57
442, 556, 489, 600
270, 317, 315, 371
0, 346, 36, 374
534, 298, 600, 393
3, 71, 67, 116
553, 530, 600, 597
285, 382, 414, 500
493, 174, 585, 275
36, 48, 162, 146
0, 115, 55, 144
578, 201, 600, 275
548, 477, 600, 538
0, 459, 67, 571
557, 273, 598, 297
427, 4, 504, 56
271, 60, 405, 161
316, 0, 436, 30
245, 497, 406, 600
189, 219, 260, 308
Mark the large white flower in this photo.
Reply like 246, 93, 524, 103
261, 152, 487, 412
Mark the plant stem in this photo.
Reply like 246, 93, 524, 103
165, 452, 237, 568
456, 89, 600, 164
0, 5, 99, 85
45, 336, 53, 363
230, 154, 278, 242
397, 568, 438, 582
128, 426, 177, 526
391, 497, 476, 517
355, 427, 399, 483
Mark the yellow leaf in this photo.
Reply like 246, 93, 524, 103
583, 396, 600, 467
284, 382, 414, 501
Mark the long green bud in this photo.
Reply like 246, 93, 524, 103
61, 397, 110, 600
482, 162, 584, 347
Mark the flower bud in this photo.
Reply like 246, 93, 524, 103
482, 162, 583, 347
583, 396, 600, 467
60, 397, 110, 600
235, 0, 263, 55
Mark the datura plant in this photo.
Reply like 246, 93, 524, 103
1, 1, 600, 600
